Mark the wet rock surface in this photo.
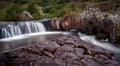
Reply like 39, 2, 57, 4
0, 35, 120, 66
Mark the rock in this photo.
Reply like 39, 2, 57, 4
20, 11, 34, 21
81, 58, 103, 66
54, 48, 66, 59
42, 41, 60, 53
54, 58, 66, 66
51, 8, 119, 42
44, 51, 55, 58
0, 54, 10, 66
61, 44, 74, 52
0, 35, 120, 66
51, 18, 61, 30
74, 48, 85, 57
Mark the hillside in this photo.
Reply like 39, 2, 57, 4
0, 0, 119, 21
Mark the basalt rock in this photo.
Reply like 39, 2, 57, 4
51, 8, 120, 42
0, 35, 120, 66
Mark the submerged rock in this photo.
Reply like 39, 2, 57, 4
0, 35, 119, 66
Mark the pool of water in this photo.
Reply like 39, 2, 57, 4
0, 31, 119, 55
0, 31, 72, 53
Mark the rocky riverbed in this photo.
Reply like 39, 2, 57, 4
0, 35, 120, 66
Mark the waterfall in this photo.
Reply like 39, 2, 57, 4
2, 28, 11, 38
0, 21, 47, 38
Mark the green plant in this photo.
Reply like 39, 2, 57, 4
13, 0, 29, 4
0, 4, 24, 21
26, 5, 37, 14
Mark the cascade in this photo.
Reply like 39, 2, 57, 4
0, 20, 48, 38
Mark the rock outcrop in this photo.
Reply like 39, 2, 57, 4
0, 35, 119, 66
51, 7, 120, 42
20, 11, 34, 21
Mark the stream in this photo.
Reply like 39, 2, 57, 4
0, 19, 120, 54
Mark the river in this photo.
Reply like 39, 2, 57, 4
0, 19, 120, 54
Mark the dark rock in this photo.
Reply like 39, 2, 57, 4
74, 48, 85, 57
39, 62, 60, 66
61, 44, 74, 52
81, 58, 103, 66
54, 58, 66, 66
43, 41, 60, 53
0, 54, 10, 66
44, 51, 55, 58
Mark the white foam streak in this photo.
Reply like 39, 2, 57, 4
0, 32, 63, 42
78, 32, 120, 53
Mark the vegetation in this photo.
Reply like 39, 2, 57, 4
0, 0, 120, 38
0, 0, 89, 21
0, 4, 24, 21
0, 0, 119, 21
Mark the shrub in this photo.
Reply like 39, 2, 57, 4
26, 5, 37, 14
24, 4, 42, 19
13, 0, 29, 4
0, 4, 24, 21
44, 9, 65, 18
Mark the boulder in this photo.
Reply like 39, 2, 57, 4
20, 11, 34, 21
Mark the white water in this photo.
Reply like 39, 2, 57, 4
0, 31, 119, 53
78, 32, 120, 54
0, 19, 120, 54
0, 32, 64, 42
1, 21, 46, 38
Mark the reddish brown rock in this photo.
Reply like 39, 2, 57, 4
74, 48, 85, 57
42, 41, 60, 52
0, 35, 120, 66
61, 44, 74, 52
51, 8, 119, 42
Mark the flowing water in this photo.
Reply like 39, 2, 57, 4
0, 31, 72, 53
78, 32, 120, 54
0, 19, 119, 54
0, 19, 51, 38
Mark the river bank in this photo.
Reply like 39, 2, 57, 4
0, 34, 120, 66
